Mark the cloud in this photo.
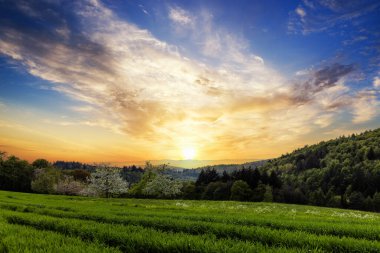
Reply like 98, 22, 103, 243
0, 0, 378, 159
374, 76, 380, 88
138, 4, 149, 15
295, 7, 306, 17
288, 0, 380, 34
168, 6, 193, 26
351, 90, 379, 123
302, 0, 315, 9
292, 63, 354, 103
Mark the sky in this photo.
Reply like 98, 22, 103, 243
0, 0, 380, 165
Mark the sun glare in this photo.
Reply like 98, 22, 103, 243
182, 148, 196, 160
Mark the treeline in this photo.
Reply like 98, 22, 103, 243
162, 128, 380, 212
0, 152, 149, 196
0, 154, 91, 195
1, 128, 380, 212
178, 167, 281, 202
53, 161, 96, 171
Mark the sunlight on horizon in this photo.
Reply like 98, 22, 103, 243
182, 148, 196, 160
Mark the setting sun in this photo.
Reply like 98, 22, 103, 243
182, 148, 196, 160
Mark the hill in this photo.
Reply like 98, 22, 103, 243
259, 128, 380, 210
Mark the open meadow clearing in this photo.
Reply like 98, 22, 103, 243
0, 190, 379, 252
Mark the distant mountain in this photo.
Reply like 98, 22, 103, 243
196, 160, 268, 174
163, 160, 268, 181
111, 159, 260, 169
52, 158, 266, 181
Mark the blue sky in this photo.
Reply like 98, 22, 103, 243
0, 0, 379, 163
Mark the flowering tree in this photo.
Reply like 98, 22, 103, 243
31, 168, 60, 194
56, 176, 85, 195
143, 174, 182, 198
87, 167, 128, 198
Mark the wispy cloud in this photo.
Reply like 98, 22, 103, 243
292, 63, 355, 103
374, 76, 380, 88
295, 7, 306, 18
288, 0, 380, 34
351, 90, 379, 123
138, 4, 149, 15
168, 6, 193, 26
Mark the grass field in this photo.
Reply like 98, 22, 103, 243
0, 190, 379, 252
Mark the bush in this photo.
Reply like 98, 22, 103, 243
56, 176, 85, 195
31, 168, 60, 194
230, 180, 252, 201
0, 155, 34, 192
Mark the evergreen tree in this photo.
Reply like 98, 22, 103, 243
230, 180, 252, 201
196, 168, 219, 185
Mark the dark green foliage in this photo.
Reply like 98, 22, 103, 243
120, 165, 144, 184
202, 182, 230, 200
213, 182, 231, 200
53, 161, 96, 171
231, 167, 261, 189
32, 159, 50, 169
0, 155, 34, 192
196, 168, 219, 185
181, 181, 197, 199
221, 171, 231, 182
260, 128, 380, 211
269, 171, 282, 188
230, 180, 252, 201
309, 189, 325, 206
128, 166, 156, 198
373, 192, 380, 210
202, 182, 220, 200
367, 147, 375, 160
31, 167, 61, 194
251, 183, 266, 202
189, 128, 380, 212
70, 169, 91, 182
348, 191, 365, 210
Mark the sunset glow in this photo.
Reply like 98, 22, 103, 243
182, 148, 196, 160
0, 0, 379, 164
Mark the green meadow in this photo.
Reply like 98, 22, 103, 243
0, 190, 379, 252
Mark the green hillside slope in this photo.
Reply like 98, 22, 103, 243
260, 128, 380, 211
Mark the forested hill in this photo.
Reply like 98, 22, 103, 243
260, 128, 380, 210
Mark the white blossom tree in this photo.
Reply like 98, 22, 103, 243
56, 176, 85, 196
87, 167, 128, 198
143, 174, 182, 198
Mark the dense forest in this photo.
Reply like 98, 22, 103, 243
263, 128, 380, 211
186, 128, 380, 211
0, 128, 380, 212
